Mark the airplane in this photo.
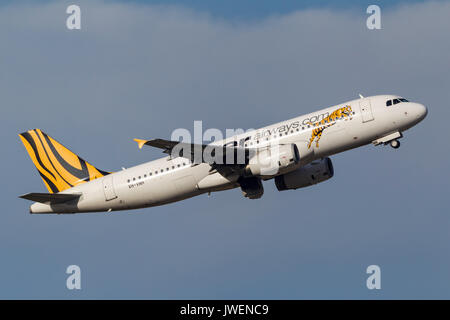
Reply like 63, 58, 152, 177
18, 94, 427, 214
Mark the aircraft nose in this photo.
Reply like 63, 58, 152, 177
414, 103, 428, 121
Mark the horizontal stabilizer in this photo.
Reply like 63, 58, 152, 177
19, 192, 81, 204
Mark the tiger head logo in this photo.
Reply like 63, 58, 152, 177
339, 105, 353, 117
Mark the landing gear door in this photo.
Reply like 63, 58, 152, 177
359, 99, 374, 123
102, 175, 118, 201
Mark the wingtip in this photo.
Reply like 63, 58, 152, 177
134, 138, 148, 149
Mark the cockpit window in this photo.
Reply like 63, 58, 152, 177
387, 98, 409, 107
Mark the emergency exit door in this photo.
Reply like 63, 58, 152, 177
359, 99, 374, 123
102, 175, 117, 201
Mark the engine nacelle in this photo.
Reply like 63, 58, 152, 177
245, 144, 300, 177
239, 177, 264, 199
274, 157, 334, 191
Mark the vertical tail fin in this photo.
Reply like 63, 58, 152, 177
19, 129, 110, 193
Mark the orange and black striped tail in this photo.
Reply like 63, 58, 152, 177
19, 129, 110, 193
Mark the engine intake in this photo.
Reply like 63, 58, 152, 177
275, 157, 334, 191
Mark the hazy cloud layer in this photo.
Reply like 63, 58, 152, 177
0, 0, 449, 298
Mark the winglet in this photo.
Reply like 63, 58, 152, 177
134, 139, 148, 149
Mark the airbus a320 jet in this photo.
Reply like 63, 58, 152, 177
19, 95, 427, 214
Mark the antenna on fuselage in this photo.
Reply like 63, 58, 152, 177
359, 94, 364, 99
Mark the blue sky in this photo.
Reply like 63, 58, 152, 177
2, 0, 430, 20
115, 0, 426, 20
0, 0, 449, 299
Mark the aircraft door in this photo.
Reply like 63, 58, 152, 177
359, 99, 374, 123
102, 175, 118, 201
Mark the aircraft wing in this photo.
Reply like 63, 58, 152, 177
134, 138, 255, 166
135, 138, 191, 154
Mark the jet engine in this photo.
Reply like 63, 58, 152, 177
245, 144, 300, 177
274, 157, 334, 191
239, 176, 264, 199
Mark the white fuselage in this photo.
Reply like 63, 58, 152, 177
30, 95, 427, 213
